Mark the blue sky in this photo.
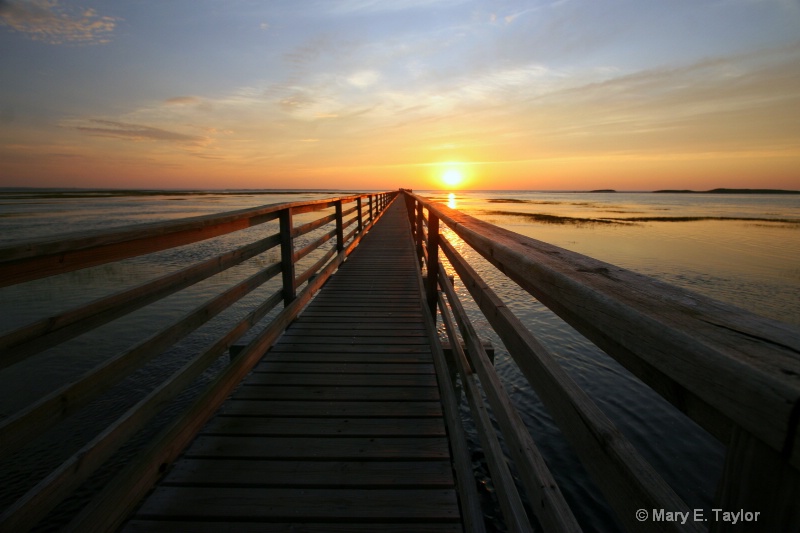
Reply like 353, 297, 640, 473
1, 0, 799, 190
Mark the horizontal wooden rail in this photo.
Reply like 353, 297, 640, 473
0, 289, 284, 531
413, 268, 486, 533
293, 227, 337, 263
0, 234, 281, 369
66, 192, 398, 532
402, 190, 800, 532
0, 190, 397, 532
0, 261, 282, 460
439, 234, 695, 533
0, 194, 372, 288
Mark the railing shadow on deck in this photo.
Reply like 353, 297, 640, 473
402, 189, 800, 533
0, 191, 396, 532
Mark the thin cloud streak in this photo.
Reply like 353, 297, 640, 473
323, 0, 469, 14
0, 0, 117, 44
72, 119, 207, 144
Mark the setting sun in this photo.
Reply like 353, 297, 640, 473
442, 169, 464, 187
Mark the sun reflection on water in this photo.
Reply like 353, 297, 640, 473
448, 192, 457, 209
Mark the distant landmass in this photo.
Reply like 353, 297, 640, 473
588, 189, 617, 193
653, 188, 800, 195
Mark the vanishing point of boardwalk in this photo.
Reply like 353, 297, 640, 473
1, 190, 799, 532
123, 200, 462, 531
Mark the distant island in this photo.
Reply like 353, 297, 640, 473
588, 189, 617, 193
653, 188, 800, 195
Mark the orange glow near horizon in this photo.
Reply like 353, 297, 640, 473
2, 3, 800, 192
3, 146, 799, 192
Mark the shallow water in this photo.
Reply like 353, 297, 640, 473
0, 189, 798, 531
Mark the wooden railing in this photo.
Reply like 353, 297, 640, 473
0, 191, 397, 532
402, 190, 800, 533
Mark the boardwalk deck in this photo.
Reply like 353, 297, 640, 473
122, 201, 464, 532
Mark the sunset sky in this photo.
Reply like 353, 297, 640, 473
1, 0, 798, 191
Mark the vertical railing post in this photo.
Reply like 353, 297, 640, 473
713, 427, 800, 532
426, 211, 440, 317
279, 208, 296, 306
415, 201, 424, 269
403, 191, 415, 235
335, 200, 344, 253
357, 197, 363, 234
369, 195, 374, 225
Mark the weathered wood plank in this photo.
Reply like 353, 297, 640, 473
107, 198, 463, 532
0, 291, 283, 532
297, 310, 423, 318
184, 436, 451, 459
714, 426, 800, 532
233, 385, 440, 401
311, 289, 421, 296
263, 352, 435, 363
291, 293, 419, 301
0, 193, 376, 287
293, 227, 337, 263
161, 459, 456, 487
294, 313, 424, 323
441, 234, 698, 532
245, 372, 438, 387
218, 400, 443, 418
200, 416, 447, 437
254, 362, 436, 374
285, 325, 427, 336
134, 487, 460, 521
412, 191, 800, 468
292, 210, 337, 238
437, 293, 534, 533
273, 335, 431, 345
0, 262, 282, 461
123, 522, 462, 533
64, 196, 393, 533
414, 250, 488, 533
266, 345, 431, 356
0, 236, 280, 369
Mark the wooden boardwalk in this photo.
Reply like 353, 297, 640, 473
122, 200, 463, 532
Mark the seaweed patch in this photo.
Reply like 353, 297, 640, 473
607, 216, 800, 224
481, 210, 630, 225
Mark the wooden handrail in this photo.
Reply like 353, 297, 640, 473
0, 235, 280, 369
66, 192, 399, 533
0, 190, 397, 532
440, 233, 695, 532
402, 190, 800, 532
0, 261, 283, 460
0, 194, 371, 287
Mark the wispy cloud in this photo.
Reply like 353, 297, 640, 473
165, 96, 201, 106
164, 96, 213, 112
347, 70, 381, 88
72, 119, 206, 144
0, 0, 117, 44
324, 0, 468, 14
